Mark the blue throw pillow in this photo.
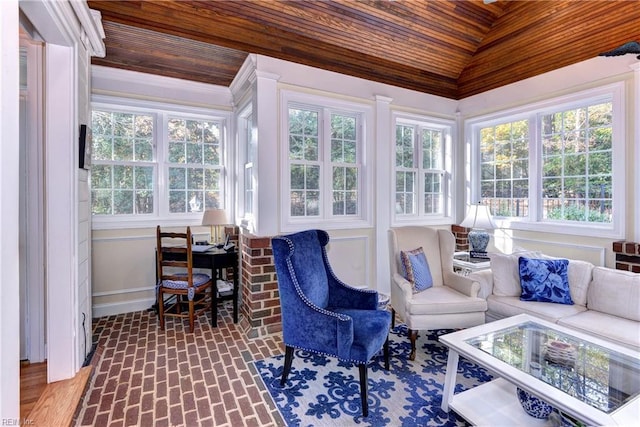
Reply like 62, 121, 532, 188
518, 257, 573, 305
400, 247, 433, 293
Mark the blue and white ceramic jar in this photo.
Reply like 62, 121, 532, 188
516, 387, 554, 419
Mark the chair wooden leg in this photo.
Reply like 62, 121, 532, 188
188, 299, 195, 333
358, 363, 368, 417
391, 308, 396, 329
383, 336, 390, 370
281, 346, 294, 386
158, 289, 165, 330
409, 329, 418, 361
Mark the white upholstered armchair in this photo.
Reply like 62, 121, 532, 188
388, 226, 488, 360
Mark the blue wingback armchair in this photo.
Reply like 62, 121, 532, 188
271, 229, 391, 417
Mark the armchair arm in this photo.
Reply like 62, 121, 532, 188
467, 269, 494, 299
442, 272, 481, 298
390, 272, 414, 320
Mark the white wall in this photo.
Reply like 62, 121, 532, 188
1, 1, 21, 419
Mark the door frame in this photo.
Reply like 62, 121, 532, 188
19, 34, 46, 363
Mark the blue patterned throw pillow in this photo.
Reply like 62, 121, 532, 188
519, 257, 573, 305
400, 247, 433, 293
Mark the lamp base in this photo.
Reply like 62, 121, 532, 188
468, 229, 490, 253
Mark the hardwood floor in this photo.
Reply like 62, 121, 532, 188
20, 360, 93, 426
20, 361, 48, 419
30, 366, 93, 426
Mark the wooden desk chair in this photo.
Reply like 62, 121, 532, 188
156, 226, 213, 333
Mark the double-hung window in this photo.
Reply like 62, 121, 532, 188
393, 114, 452, 224
90, 97, 228, 228
166, 117, 223, 213
282, 91, 372, 231
236, 104, 255, 230
91, 110, 155, 216
469, 83, 624, 238
479, 119, 530, 218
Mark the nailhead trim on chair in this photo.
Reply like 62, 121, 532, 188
287, 343, 369, 364
274, 235, 350, 322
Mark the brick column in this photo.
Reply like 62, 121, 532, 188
239, 232, 282, 339
451, 225, 470, 252
612, 240, 640, 273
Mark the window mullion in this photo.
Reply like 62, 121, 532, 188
157, 113, 168, 217
415, 125, 424, 216
529, 113, 541, 222
322, 108, 331, 219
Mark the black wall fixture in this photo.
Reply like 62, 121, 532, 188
599, 41, 640, 59
79, 124, 92, 170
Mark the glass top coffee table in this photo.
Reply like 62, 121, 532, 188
440, 314, 640, 426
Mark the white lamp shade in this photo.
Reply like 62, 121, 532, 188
201, 209, 228, 226
460, 203, 496, 230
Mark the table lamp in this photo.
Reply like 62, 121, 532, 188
460, 202, 496, 254
201, 209, 228, 246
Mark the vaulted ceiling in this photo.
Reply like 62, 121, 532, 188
88, 0, 640, 100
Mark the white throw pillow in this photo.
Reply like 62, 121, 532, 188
537, 254, 594, 307
566, 260, 594, 307
489, 250, 542, 297
588, 267, 640, 321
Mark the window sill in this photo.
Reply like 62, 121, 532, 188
496, 218, 623, 240
281, 217, 373, 233
91, 214, 206, 230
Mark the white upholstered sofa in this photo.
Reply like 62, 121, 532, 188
470, 251, 640, 351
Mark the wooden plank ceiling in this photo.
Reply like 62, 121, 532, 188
88, 0, 640, 100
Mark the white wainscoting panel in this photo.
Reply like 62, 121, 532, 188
494, 235, 606, 266
325, 235, 370, 288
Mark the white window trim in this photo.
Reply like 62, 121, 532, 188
391, 111, 455, 227
237, 102, 255, 232
280, 90, 373, 232
465, 82, 625, 239
91, 95, 232, 230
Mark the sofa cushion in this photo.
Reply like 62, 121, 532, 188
519, 257, 573, 305
408, 286, 487, 315
400, 247, 434, 293
558, 310, 640, 351
565, 260, 593, 307
489, 250, 541, 297
588, 267, 640, 321
487, 295, 587, 323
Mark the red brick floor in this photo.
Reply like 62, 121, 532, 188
75, 302, 285, 426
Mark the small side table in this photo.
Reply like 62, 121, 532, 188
377, 292, 390, 310
453, 251, 491, 276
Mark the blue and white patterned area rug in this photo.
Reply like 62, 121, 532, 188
253, 325, 494, 426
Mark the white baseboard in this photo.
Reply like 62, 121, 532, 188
92, 297, 155, 318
